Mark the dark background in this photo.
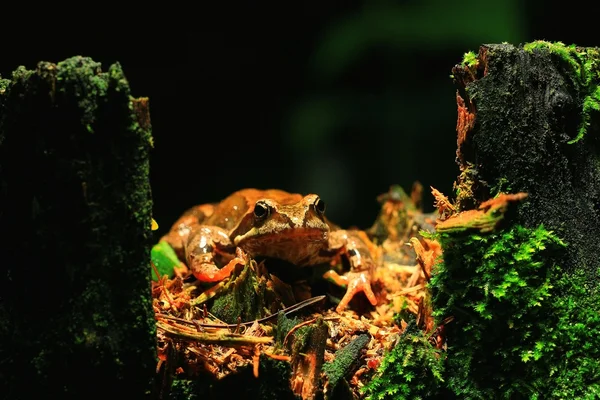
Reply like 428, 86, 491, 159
2, 2, 599, 234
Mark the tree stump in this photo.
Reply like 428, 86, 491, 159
431, 41, 600, 398
0, 57, 156, 399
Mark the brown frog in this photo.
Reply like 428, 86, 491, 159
160, 188, 378, 312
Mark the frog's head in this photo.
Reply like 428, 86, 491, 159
231, 193, 331, 265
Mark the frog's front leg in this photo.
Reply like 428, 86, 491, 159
325, 229, 379, 312
185, 226, 247, 282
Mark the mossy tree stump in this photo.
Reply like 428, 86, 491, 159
0, 57, 156, 398
433, 42, 600, 398
453, 41, 600, 273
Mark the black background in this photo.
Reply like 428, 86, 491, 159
2, 3, 598, 233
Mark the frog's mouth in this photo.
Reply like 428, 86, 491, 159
235, 228, 330, 266
234, 227, 327, 244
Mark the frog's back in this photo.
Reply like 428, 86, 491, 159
206, 188, 304, 231
239, 188, 304, 205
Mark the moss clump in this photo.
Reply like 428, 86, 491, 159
275, 311, 300, 346
462, 51, 478, 69
210, 263, 269, 323
0, 77, 9, 93
523, 40, 600, 144
287, 322, 318, 357
362, 322, 445, 400
432, 223, 600, 398
324, 333, 370, 397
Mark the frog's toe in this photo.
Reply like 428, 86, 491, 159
191, 255, 246, 282
335, 271, 377, 313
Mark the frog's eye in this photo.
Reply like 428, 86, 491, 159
254, 201, 271, 220
314, 197, 326, 215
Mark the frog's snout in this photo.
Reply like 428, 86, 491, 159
290, 216, 303, 227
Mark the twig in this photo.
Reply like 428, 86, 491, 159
283, 318, 318, 348
394, 284, 424, 295
253, 345, 260, 378
264, 353, 292, 362
157, 320, 273, 345
157, 295, 326, 329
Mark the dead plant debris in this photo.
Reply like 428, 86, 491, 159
153, 184, 441, 399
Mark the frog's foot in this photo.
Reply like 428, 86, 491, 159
190, 248, 248, 283
324, 270, 377, 313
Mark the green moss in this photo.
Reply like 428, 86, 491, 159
455, 50, 480, 83
56, 58, 109, 131
523, 41, 581, 75
324, 333, 370, 397
391, 297, 414, 326
362, 322, 445, 400
489, 177, 512, 197
462, 51, 478, 68
523, 40, 600, 144
11, 65, 35, 81
290, 325, 313, 355
210, 263, 268, 323
432, 223, 600, 398
579, 85, 600, 143
0, 77, 9, 92
275, 311, 300, 346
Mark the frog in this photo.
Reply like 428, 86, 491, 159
160, 188, 378, 312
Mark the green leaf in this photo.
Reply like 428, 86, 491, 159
151, 241, 180, 281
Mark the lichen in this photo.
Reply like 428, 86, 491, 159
431, 223, 600, 398
523, 40, 600, 144
453, 163, 483, 211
